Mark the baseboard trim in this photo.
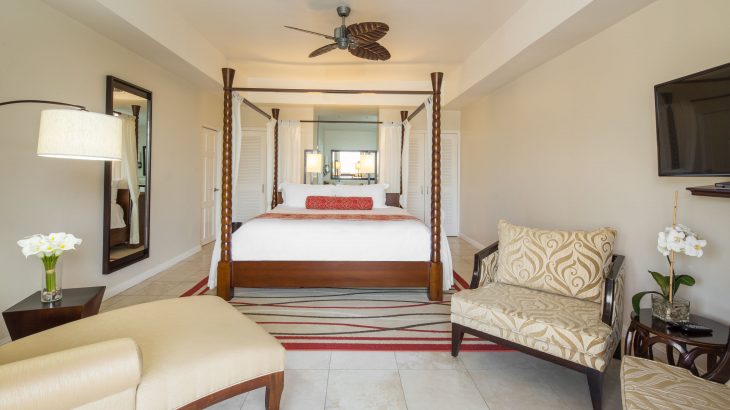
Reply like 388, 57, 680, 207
104, 245, 202, 299
459, 233, 486, 250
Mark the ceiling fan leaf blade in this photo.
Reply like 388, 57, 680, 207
349, 42, 391, 61
285, 25, 335, 40
347, 22, 389, 44
309, 43, 338, 58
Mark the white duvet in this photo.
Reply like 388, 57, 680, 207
110, 203, 126, 230
231, 206, 453, 290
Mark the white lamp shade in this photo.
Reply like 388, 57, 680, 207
306, 152, 323, 173
360, 153, 376, 173
37, 109, 123, 161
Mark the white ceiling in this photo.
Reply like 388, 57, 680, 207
169, 0, 528, 65
45, 0, 655, 106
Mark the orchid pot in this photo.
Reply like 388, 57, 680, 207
631, 194, 705, 323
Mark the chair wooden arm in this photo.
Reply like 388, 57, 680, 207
601, 254, 625, 326
470, 241, 499, 289
706, 326, 730, 384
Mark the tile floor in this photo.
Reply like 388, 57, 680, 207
101, 237, 622, 410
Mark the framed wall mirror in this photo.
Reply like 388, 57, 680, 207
331, 150, 378, 183
103, 76, 152, 274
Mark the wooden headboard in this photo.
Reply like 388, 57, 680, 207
275, 192, 401, 207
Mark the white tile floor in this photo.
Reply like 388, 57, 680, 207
102, 238, 622, 410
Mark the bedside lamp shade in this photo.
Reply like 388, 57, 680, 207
306, 152, 323, 173
360, 152, 376, 173
37, 109, 123, 161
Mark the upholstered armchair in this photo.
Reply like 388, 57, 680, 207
621, 327, 730, 409
451, 220, 625, 410
0, 296, 285, 410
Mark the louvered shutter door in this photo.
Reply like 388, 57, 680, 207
234, 128, 267, 222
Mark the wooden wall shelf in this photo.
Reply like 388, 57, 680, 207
687, 185, 730, 198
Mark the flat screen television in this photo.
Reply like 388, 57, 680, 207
655, 62, 730, 176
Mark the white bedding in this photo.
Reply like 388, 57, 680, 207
110, 203, 126, 230
231, 206, 453, 290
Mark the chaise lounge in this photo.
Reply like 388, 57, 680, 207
0, 296, 285, 409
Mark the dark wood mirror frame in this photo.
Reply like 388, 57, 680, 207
103, 76, 152, 274
330, 149, 378, 181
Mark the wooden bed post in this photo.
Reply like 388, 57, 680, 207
399, 110, 408, 196
217, 67, 235, 301
270, 108, 280, 209
428, 72, 444, 301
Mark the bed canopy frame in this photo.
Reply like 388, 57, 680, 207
217, 67, 444, 301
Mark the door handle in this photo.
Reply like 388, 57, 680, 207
214, 188, 219, 192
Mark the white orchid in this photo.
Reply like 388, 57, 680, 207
657, 231, 670, 256
656, 225, 706, 259
666, 228, 686, 252
684, 235, 707, 257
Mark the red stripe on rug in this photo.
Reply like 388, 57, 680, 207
259, 321, 451, 333
276, 336, 488, 341
180, 277, 208, 297
231, 301, 449, 309
280, 343, 513, 351
453, 270, 470, 290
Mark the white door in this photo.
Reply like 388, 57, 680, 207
200, 127, 218, 245
234, 127, 267, 222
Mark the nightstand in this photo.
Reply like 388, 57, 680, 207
625, 308, 728, 377
2, 286, 105, 340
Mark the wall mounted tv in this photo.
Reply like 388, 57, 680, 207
655, 61, 730, 176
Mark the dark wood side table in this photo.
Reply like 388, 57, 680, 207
625, 308, 728, 378
2, 286, 105, 341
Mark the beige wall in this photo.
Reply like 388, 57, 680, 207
460, 0, 730, 322
379, 107, 461, 132
0, 0, 221, 339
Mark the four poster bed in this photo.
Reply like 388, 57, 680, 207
215, 67, 447, 301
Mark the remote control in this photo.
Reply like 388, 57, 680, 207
680, 323, 713, 336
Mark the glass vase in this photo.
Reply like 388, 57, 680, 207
651, 293, 689, 323
41, 259, 62, 303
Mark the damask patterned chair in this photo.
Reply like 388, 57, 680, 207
621, 328, 730, 409
451, 220, 625, 410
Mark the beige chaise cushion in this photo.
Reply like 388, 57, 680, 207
0, 296, 285, 410
0, 338, 141, 410
495, 220, 616, 302
621, 355, 730, 409
451, 283, 615, 371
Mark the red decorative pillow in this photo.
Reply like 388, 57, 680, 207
306, 196, 373, 210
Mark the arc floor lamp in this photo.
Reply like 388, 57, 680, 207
0, 99, 122, 161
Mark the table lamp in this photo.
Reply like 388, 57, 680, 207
306, 151, 323, 184
360, 152, 376, 184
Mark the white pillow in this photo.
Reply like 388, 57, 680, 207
281, 183, 336, 208
111, 179, 120, 204
334, 184, 388, 208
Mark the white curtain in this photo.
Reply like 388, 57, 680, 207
399, 120, 412, 208
120, 115, 140, 245
208, 93, 244, 288
265, 119, 277, 210
231, 93, 244, 223
378, 121, 402, 193
423, 97, 454, 290
278, 120, 302, 185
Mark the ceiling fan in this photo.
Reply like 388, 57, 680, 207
285, 6, 391, 61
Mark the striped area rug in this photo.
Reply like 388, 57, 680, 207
181, 272, 507, 352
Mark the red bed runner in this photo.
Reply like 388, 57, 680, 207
254, 213, 419, 222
